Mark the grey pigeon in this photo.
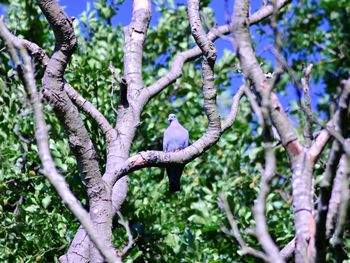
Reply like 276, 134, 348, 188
163, 114, 189, 192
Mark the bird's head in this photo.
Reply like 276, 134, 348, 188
167, 114, 178, 124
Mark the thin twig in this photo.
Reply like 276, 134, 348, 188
301, 64, 314, 147
219, 193, 269, 261
116, 211, 138, 257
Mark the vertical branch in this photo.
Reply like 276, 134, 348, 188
188, 0, 221, 141
0, 19, 119, 263
248, 81, 284, 263
315, 79, 350, 263
230, 1, 328, 262
330, 149, 350, 262
301, 64, 314, 148
325, 155, 347, 237
35, 1, 115, 261
232, 1, 290, 262
105, 0, 151, 186
219, 193, 269, 261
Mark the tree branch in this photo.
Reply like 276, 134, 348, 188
330, 149, 350, 262
302, 64, 314, 148
315, 79, 350, 263
0, 18, 120, 263
188, 0, 220, 139
280, 237, 296, 260
232, 0, 299, 153
64, 83, 115, 139
116, 211, 138, 257
142, 0, 291, 103
35, 1, 115, 261
326, 155, 348, 237
0, 23, 114, 140
108, 86, 245, 186
219, 193, 269, 262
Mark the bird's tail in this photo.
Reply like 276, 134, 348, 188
166, 165, 184, 192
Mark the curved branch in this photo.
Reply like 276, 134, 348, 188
188, 0, 220, 140
35, 1, 115, 262
109, 86, 245, 186
142, 0, 291, 102
0, 19, 119, 263
64, 83, 115, 138
219, 193, 269, 262
315, 79, 350, 263
0, 23, 114, 140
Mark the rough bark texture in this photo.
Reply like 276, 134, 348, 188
35, 1, 114, 262
230, 1, 331, 262
0, 18, 119, 263
8, 0, 350, 262
315, 81, 350, 263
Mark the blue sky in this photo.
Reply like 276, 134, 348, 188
58, 0, 267, 60
58, 1, 283, 101
1, 0, 322, 114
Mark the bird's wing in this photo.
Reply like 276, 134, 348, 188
163, 128, 169, 152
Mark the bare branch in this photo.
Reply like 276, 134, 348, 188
243, 83, 265, 126
280, 238, 296, 260
252, 141, 282, 263
249, 0, 291, 26
315, 78, 350, 263
330, 149, 350, 262
232, 0, 299, 153
301, 64, 314, 147
142, 0, 291, 102
219, 193, 269, 262
64, 83, 115, 138
188, 0, 220, 137
309, 121, 334, 163
0, 18, 120, 263
108, 86, 245, 186
9, 34, 114, 140
0, 17, 114, 141
326, 155, 348, 237
35, 1, 116, 261
103, 0, 152, 184
222, 85, 246, 130
230, 1, 322, 261
117, 211, 138, 257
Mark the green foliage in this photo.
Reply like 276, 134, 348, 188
283, 0, 350, 117
0, 0, 348, 262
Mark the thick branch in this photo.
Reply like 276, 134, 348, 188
330, 150, 350, 262
142, 0, 291, 102
188, 0, 220, 141
231, 1, 318, 262
109, 86, 245, 186
280, 238, 296, 260
35, 1, 115, 262
302, 64, 314, 147
326, 155, 348, 237
308, 121, 334, 163
103, 1, 152, 187
232, 0, 299, 152
0, 22, 114, 141
0, 19, 119, 263
315, 79, 350, 263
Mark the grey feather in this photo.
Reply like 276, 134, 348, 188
163, 114, 189, 192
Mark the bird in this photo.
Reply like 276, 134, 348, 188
163, 114, 189, 192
